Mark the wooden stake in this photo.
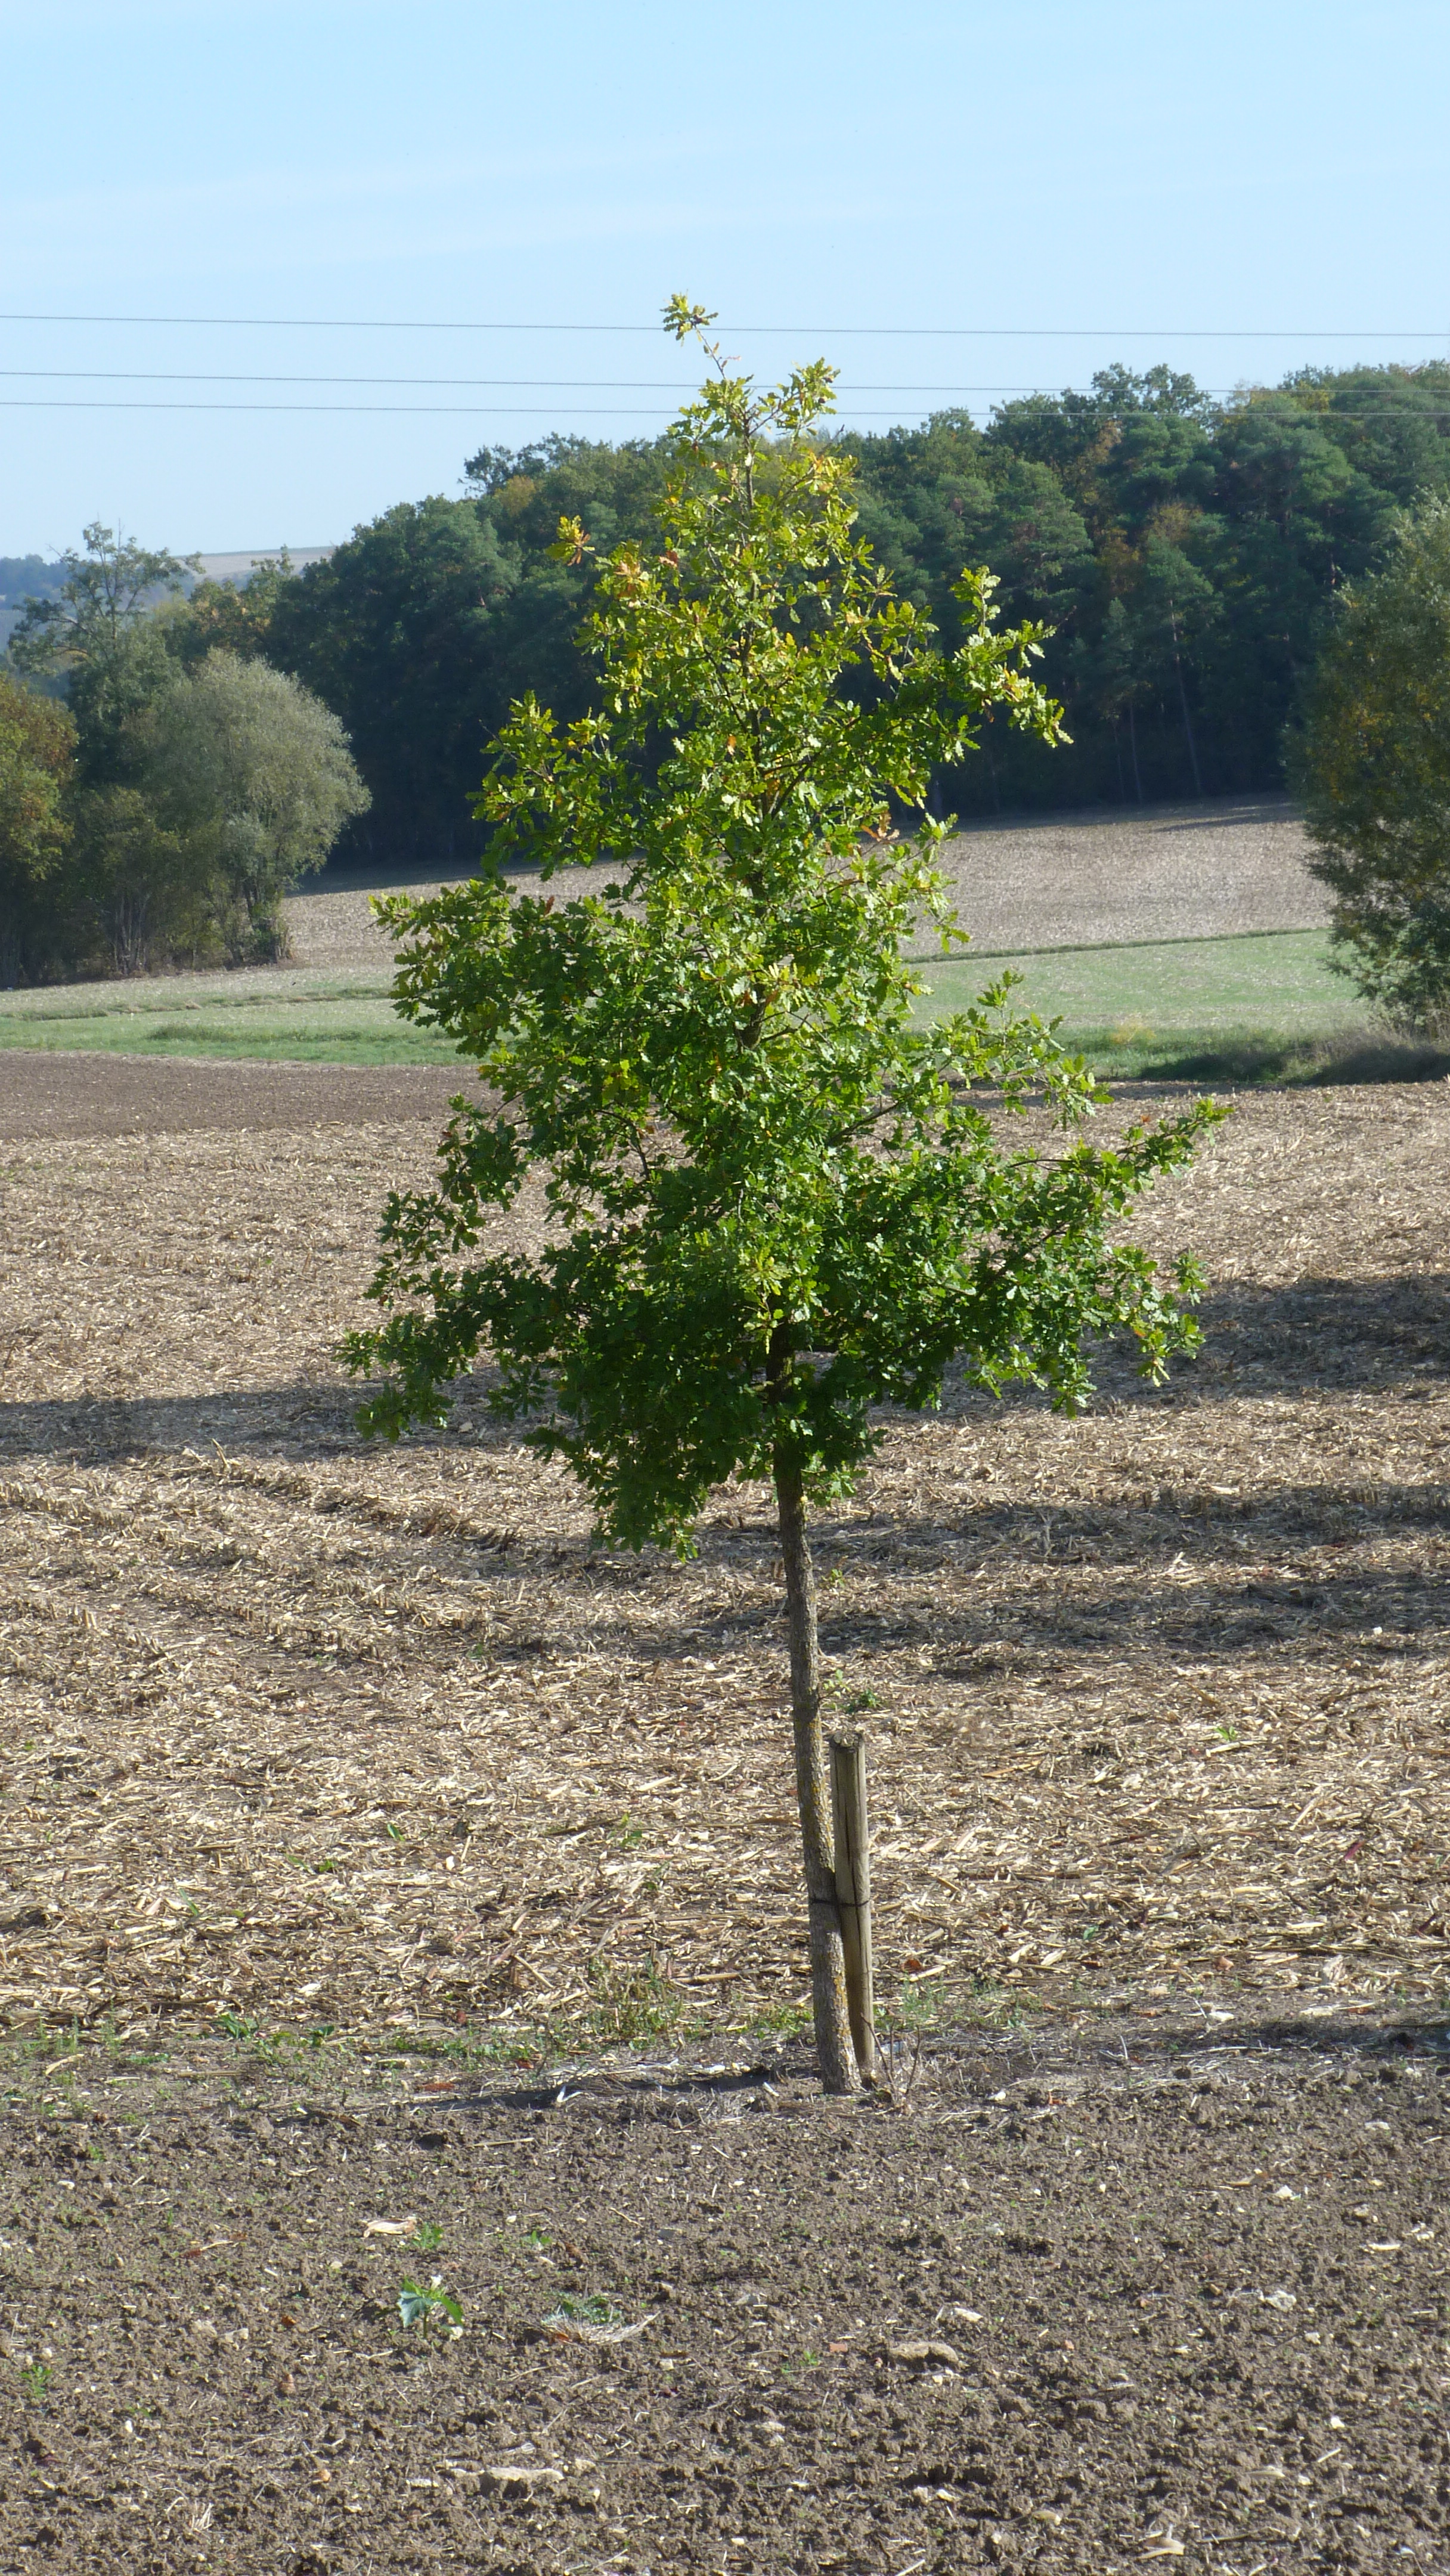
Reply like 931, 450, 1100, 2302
829, 1730, 876, 2082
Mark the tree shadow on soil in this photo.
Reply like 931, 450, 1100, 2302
928, 2007, 1450, 2088
1042, 1273, 1449, 1409
4, 1272, 1446, 1468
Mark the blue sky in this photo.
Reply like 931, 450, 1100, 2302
4, 0, 1448, 555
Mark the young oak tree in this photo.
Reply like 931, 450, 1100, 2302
343, 305, 1219, 2093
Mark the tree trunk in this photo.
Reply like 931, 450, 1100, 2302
1127, 698, 1144, 805
774, 1451, 857, 2095
1169, 614, 1204, 797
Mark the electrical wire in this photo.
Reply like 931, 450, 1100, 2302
0, 370, 1232, 393
0, 399, 1133, 417
1, 310, 1447, 338
1, 392, 1445, 420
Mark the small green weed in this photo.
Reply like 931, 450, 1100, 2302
20, 2361, 52, 2401
585, 1958, 679, 2046
745, 1998, 811, 2041
411, 2219, 445, 2253
398, 2276, 461, 2330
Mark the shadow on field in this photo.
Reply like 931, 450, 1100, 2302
5, 1272, 1445, 1469
0, 1385, 374, 1465
1157, 2009, 1450, 2066
1126, 1030, 1450, 1085
1103, 1272, 1450, 1402
927, 2006, 1450, 2088
799, 1510, 1450, 1673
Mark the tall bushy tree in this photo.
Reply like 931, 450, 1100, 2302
343, 309, 1219, 2091
1291, 496, 1450, 1030
144, 650, 370, 961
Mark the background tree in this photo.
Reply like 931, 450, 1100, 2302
0, 670, 75, 981
67, 785, 201, 978
1290, 495, 1450, 1031
162, 552, 298, 671
144, 650, 370, 961
343, 309, 1220, 2092
8, 522, 198, 692
2, 537, 367, 976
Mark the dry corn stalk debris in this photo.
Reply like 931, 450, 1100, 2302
0, 1079, 1446, 2039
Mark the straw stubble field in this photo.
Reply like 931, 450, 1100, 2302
1, 1069, 1446, 2050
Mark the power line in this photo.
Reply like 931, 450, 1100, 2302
1, 398, 1039, 417
0, 370, 1150, 393
0, 398, 681, 416
0, 370, 699, 389
0, 370, 1295, 396
2, 394, 1446, 421
0, 309, 1447, 338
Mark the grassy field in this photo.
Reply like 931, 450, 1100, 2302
910, 924, 1366, 1070
0, 926, 1386, 1077
0, 969, 461, 1065
4, 798, 1408, 1079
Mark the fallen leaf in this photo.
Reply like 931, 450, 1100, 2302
363, 2216, 418, 2237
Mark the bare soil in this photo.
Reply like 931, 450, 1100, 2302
928, 796, 1327, 953
0, 1054, 467, 1143
2, 2016, 1446, 2574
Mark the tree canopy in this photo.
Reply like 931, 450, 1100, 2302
1291, 495, 1450, 1032
144, 649, 370, 961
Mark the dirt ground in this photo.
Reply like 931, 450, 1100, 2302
2, 2013, 1446, 2574
2, 1051, 1448, 2569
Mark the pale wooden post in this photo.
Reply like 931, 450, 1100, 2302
829, 1730, 877, 2082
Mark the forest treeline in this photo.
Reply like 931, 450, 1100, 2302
227, 358, 1450, 869
4, 358, 1450, 964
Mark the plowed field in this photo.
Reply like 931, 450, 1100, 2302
2, 1066, 1445, 2048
